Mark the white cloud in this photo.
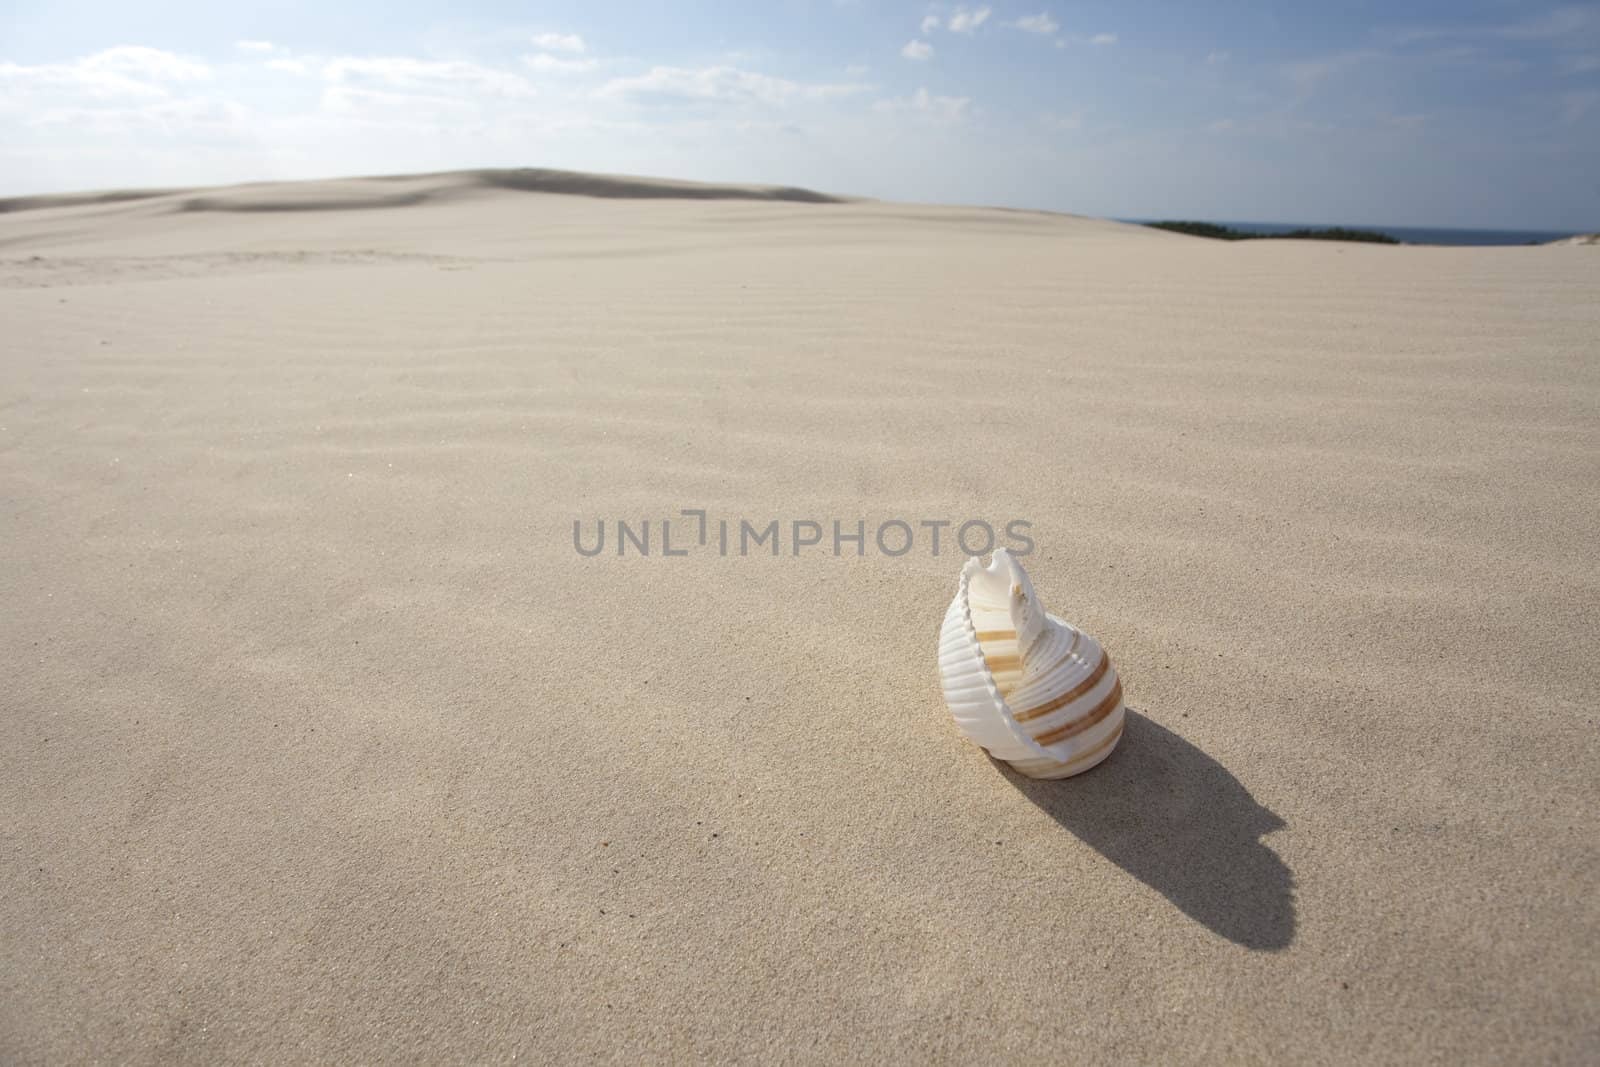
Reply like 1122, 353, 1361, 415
28, 96, 249, 135
1090, 33, 1118, 46
902, 40, 934, 61
921, 15, 941, 34
1283, 48, 1378, 92
1383, 8, 1597, 48
523, 53, 598, 74
875, 86, 970, 122
321, 84, 475, 121
947, 6, 992, 34
0, 47, 210, 103
1013, 14, 1059, 36
1560, 89, 1600, 123
532, 32, 586, 54
0, 61, 159, 102
266, 58, 311, 76
597, 65, 868, 107
1207, 50, 1230, 65
1497, 7, 1597, 42
235, 40, 275, 54
322, 56, 535, 98
82, 46, 211, 82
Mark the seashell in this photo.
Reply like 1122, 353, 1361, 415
938, 548, 1126, 778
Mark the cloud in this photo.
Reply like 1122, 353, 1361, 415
875, 86, 970, 122
81, 46, 210, 82
1013, 13, 1059, 36
902, 40, 934, 61
1494, 7, 1596, 42
1, 48, 246, 153
597, 65, 868, 107
0, 46, 210, 102
320, 84, 475, 122
322, 56, 535, 98
523, 53, 598, 74
1090, 33, 1118, 46
533, 33, 586, 54
921, 15, 941, 34
947, 7, 992, 34
1283, 48, 1378, 92
1383, 8, 1599, 48
265, 58, 311, 76
1560, 88, 1600, 123
235, 40, 275, 54
28, 95, 249, 136
1207, 50, 1230, 65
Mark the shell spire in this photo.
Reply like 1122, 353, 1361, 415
938, 550, 1126, 779
963, 549, 1048, 658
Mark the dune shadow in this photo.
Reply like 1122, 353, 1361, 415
998, 710, 1295, 950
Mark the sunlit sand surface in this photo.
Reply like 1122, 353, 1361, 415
3, 169, 1597, 1063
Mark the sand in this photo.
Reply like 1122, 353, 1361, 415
1, 169, 1597, 1064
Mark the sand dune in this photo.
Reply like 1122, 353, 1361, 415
0, 167, 849, 218
2, 170, 1597, 1064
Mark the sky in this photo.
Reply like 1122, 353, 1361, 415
1, 1, 1597, 230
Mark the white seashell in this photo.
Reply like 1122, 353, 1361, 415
938, 548, 1126, 779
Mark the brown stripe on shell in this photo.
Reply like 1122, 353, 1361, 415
1013, 651, 1110, 723
1010, 720, 1124, 776
1031, 678, 1123, 746
1057, 720, 1124, 769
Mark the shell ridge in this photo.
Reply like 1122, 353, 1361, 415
940, 557, 1052, 762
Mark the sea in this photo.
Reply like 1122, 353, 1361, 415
1119, 219, 1584, 246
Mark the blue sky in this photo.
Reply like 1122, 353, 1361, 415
2, 1, 1597, 229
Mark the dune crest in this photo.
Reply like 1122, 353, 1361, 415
0, 167, 849, 216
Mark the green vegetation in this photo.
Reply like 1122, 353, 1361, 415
1145, 220, 1246, 240
1145, 220, 1400, 244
